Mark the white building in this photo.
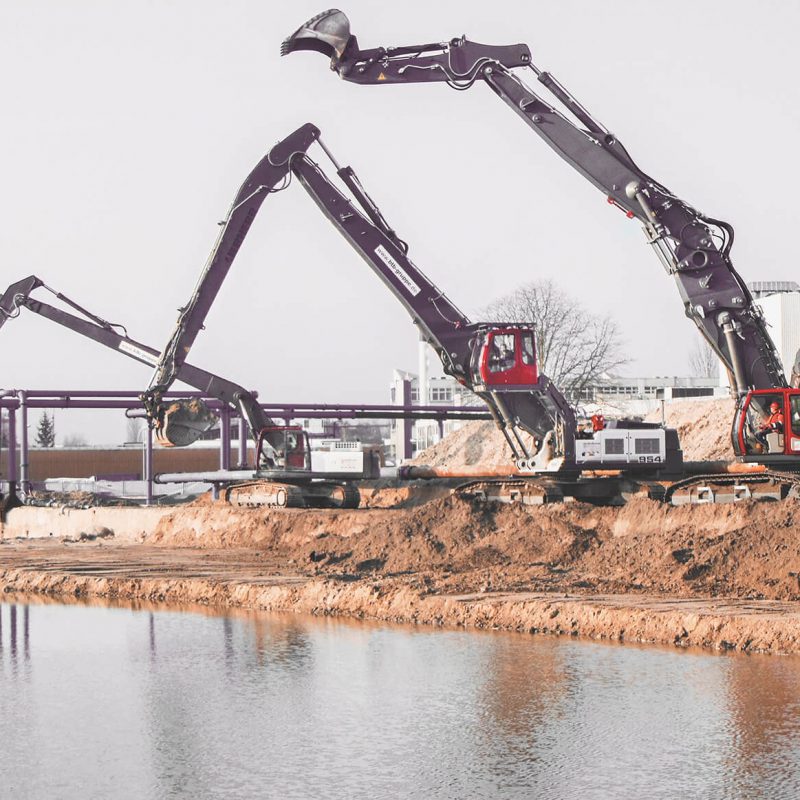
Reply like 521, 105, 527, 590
751, 281, 800, 380
716, 282, 800, 390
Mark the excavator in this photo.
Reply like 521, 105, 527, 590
282, 10, 800, 500
139, 121, 684, 504
0, 276, 361, 507
0, 125, 682, 510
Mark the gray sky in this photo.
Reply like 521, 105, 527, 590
2, 0, 799, 443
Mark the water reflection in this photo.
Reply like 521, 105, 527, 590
0, 602, 31, 678
725, 655, 800, 796
1, 597, 800, 799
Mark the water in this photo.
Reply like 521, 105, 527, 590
1, 599, 799, 800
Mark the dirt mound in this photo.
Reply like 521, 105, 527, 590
410, 421, 517, 468
148, 495, 800, 601
414, 398, 737, 467
645, 397, 736, 461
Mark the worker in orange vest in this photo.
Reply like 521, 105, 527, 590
755, 401, 784, 449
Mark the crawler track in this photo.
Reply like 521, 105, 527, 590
456, 470, 800, 506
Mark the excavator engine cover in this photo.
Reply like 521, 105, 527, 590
281, 9, 352, 63
158, 398, 217, 447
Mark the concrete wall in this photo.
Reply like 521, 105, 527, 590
0, 505, 173, 542
0, 446, 255, 481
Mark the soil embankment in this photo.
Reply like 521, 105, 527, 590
3, 397, 796, 653
644, 397, 736, 461
413, 398, 738, 468
3, 492, 800, 654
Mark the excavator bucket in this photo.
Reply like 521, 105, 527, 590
157, 398, 217, 447
280, 9, 353, 64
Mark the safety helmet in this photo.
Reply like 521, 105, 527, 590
770, 401, 780, 413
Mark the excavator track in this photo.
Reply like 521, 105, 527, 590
456, 478, 668, 506
456, 471, 800, 507
665, 470, 800, 505
223, 482, 308, 508
456, 479, 562, 505
222, 480, 361, 509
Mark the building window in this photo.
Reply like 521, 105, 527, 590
429, 387, 453, 403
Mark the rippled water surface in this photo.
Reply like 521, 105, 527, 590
1, 599, 800, 799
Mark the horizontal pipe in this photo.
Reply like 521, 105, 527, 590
0, 390, 485, 414
5, 390, 213, 398
154, 468, 362, 484
681, 460, 765, 475
400, 464, 520, 479
0, 396, 488, 419
0, 400, 487, 420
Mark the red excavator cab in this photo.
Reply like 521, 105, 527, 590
256, 425, 311, 471
478, 328, 538, 387
734, 389, 800, 459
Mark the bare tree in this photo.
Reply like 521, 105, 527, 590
481, 279, 626, 398
689, 339, 719, 378
63, 433, 88, 447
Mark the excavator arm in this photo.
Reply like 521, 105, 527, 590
146, 123, 322, 401
283, 10, 788, 397
145, 121, 576, 466
0, 277, 283, 457
289, 148, 575, 463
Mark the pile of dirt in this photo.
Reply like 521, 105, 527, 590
410, 421, 517, 468
146, 495, 800, 601
644, 397, 736, 461
413, 397, 737, 468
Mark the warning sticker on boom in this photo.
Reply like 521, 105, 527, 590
118, 340, 157, 366
375, 245, 421, 296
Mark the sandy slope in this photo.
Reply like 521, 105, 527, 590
4, 493, 800, 653
413, 398, 738, 467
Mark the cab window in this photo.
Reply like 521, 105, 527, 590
488, 334, 516, 373
520, 332, 535, 366
791, 396, 800, 437
750, 395, 782, 421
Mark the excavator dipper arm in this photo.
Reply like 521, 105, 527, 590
289, 149, 575, 462
146, 124, 322, 401
0, 278, 276, 451
283, 11, 787, 397
281, 10, 530, 85
143, 117, 575, 464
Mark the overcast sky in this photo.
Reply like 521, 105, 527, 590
2, 0, 799, 443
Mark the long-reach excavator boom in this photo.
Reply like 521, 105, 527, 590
0, 276, 282, 455
145, 123, 581, 469
282, 10, 795, 400
284, 10, 800, 465
0, 277, 363, 507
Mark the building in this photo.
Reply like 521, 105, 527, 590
715, 282, 800, 390
749, 282, 800, 380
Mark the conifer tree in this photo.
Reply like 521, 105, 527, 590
35, 411, 55, 448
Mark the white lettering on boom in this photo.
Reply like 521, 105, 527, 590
375, 245, 421, 296
118, 340, 158, 366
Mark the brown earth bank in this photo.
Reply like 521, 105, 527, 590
3, 494, 800, 654
413, 397, 738, 467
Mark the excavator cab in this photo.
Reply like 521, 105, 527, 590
735, 389, 800, 459
256, 425, 311, 471
474, 327, 539, 388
